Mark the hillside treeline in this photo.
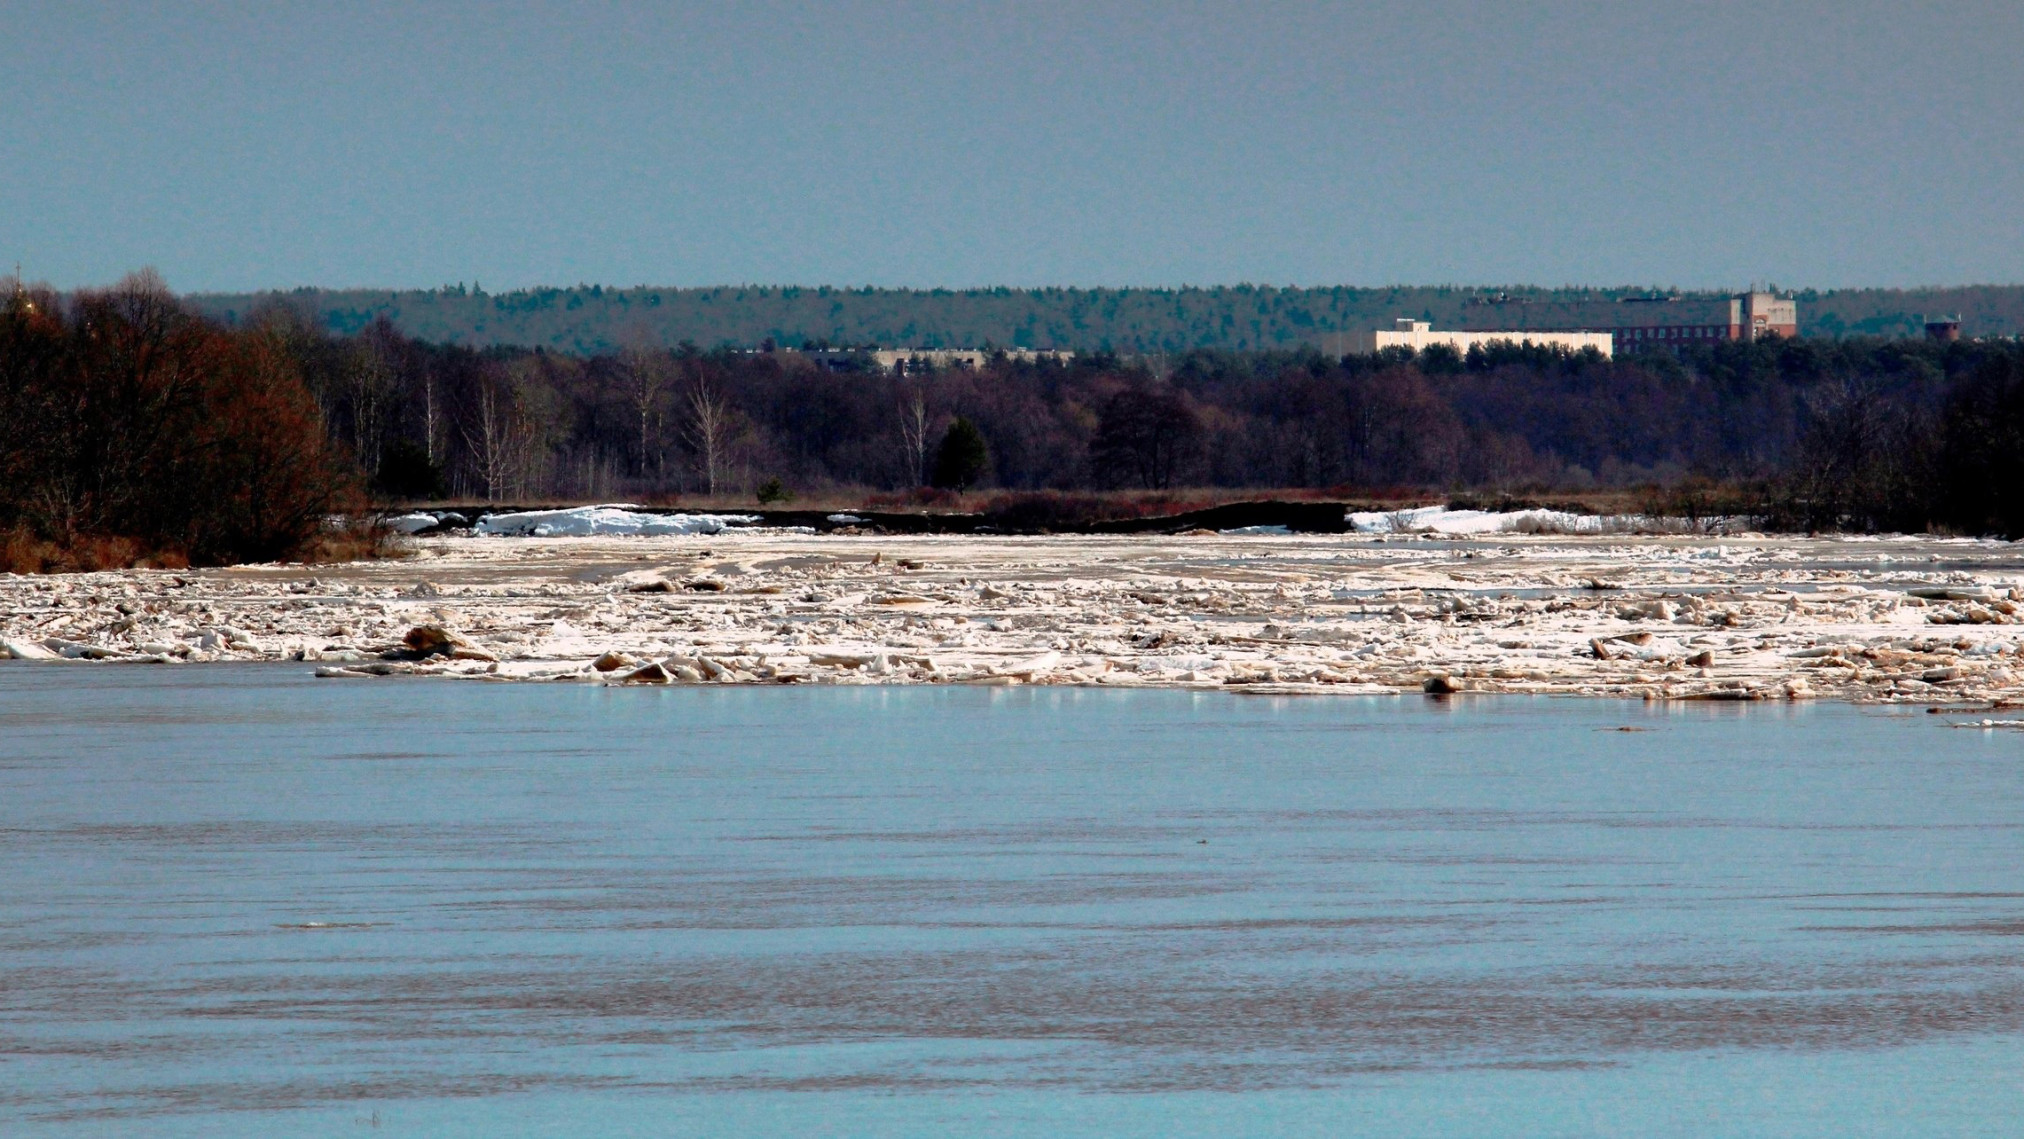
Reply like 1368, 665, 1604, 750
189, 283, 2024, 355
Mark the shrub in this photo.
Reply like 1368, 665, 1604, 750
0, 273, 364, 568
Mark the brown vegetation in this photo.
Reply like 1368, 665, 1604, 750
0, 272, 363, 572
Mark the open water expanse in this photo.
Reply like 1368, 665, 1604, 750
2, 666, 2021, 1136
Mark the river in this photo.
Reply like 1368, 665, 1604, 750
3, 666, 2021, 1135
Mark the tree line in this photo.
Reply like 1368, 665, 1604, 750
7, 273, 2024, 571
272, 312, 2024, 537
187, 283, 2024, 356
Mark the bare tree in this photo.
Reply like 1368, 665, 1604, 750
898, 386, 932, 487
618, 342, 672, 481
420, 370, 442, 465
342, 334, 397, 475
459, 368, 551, 502
1145, 350, 1172, 384
682, 375, 733, 496
573, 448, 621, 500
1090, 386, 1203, 490
462, 379, 515, 501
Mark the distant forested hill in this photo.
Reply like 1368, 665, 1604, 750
185, 284, 2024, 353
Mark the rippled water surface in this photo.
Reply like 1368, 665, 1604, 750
3, 666, 2022, 1136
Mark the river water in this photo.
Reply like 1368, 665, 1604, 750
2, 666, 2021, 1136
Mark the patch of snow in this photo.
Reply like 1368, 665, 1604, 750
1625, 637, 1688, 661
1219, 524, 1291, 536
475, 506, 759, 538
826, 514, 865, 525
1140, 654, 1219, 672
1347, 506, 1610, 536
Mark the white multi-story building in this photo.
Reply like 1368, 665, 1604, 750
1341, 319, 1616, 359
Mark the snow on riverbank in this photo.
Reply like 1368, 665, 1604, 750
473, 506, 759, 538
1348, 506, 1617, 536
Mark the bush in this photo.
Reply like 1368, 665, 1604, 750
0, 273, 364, 568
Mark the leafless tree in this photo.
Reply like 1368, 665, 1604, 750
682, 375, 733, 496
460, 368, 550, 502
617, 338, 672, 481
1145, 350, 1172, 384
574, 448, 621, 500
898, 386, 932, 487
462, 379, 515, 501
342, 335, 398, 475
420, 371, 442, 465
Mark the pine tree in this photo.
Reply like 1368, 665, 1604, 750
931, 417, 989, 490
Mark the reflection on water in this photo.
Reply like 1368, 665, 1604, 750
2, 666, 2022, 1135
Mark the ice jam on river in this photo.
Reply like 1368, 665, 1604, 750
5, 514, 2024, 704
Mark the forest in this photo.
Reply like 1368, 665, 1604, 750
5, 273, 2024, 570
189, 283, 2024, 356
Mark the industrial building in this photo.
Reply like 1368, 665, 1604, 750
1458, 291, 1798, 353
1341, 319, 1615, 359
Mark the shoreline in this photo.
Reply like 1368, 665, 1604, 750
5, 530, 2023, 705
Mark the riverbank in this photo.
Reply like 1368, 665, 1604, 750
5, 529, 2023, 704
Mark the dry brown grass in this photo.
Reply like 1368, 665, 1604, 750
0, 517, 403, 575
0, 527, 190, 574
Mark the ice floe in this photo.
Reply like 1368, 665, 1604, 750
474, 505, 759, 537
9, 526, 2024, 705
386, 512, 443, 534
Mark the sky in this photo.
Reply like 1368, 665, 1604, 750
2, 1, 2020, 293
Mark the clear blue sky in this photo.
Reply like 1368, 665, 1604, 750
3, 1, 2018, 293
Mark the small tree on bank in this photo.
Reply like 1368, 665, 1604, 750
931, 417, 990, 491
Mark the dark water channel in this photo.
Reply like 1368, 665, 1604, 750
2, 666, 2021, 1136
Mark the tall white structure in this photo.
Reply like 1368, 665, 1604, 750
1342, 319, 1615, 359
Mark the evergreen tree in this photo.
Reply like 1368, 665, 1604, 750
931, 417, 990, 490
